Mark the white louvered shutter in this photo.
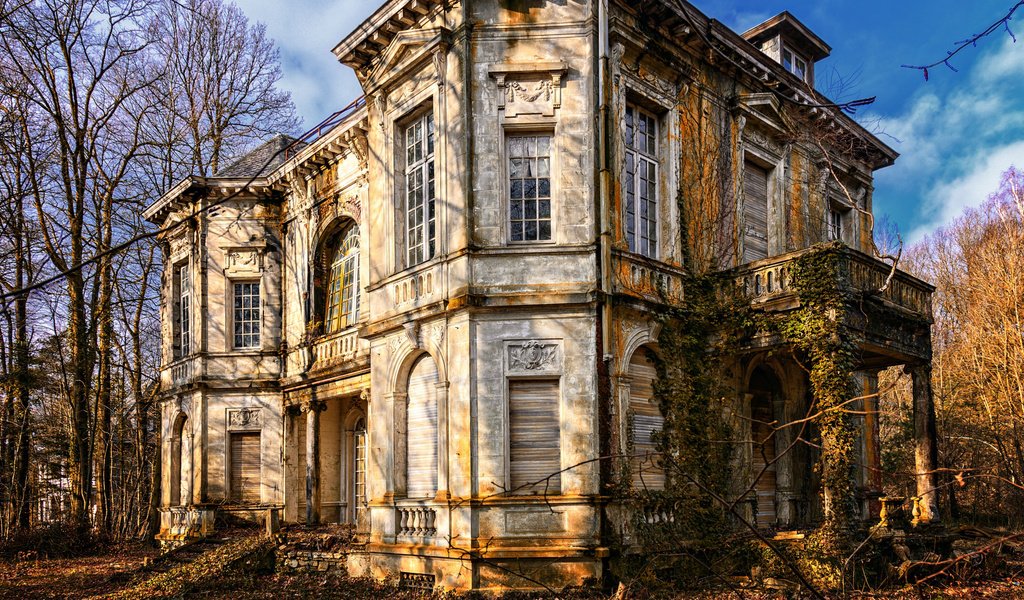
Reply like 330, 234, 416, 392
743, 161, 769, 263
509, 379, 561, 494
629, 353, 665, 490
406, 356, 438, 498
230, 433, 261, 503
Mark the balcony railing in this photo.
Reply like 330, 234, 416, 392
736, 245, 933, 320
310, 327, 362, 369
164, 356, 196, 389
612, 250, 685, 304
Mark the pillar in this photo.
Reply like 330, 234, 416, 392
304, 399, 325, 525
906, 363, 939, 524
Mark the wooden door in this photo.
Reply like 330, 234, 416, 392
230, 432, 261, 503
750, 396, 777, 528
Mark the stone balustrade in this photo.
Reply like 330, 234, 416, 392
167, 357, 195, 389
397, 505, 437, 537
311, 327, 361, 367
612, 250, 685, 304
736, 245, 933, 320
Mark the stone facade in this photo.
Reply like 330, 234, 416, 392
143, 0, 936, 592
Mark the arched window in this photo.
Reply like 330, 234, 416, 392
324, 226, 360, 333
352, 417, 367, 523
628, 348, 665, 491
406, 355, 438, 498
170, 413, 189, 506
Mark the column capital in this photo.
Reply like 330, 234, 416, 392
301, 399, 327, 414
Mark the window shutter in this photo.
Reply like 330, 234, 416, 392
628, 353, 665, 490
230, 433, 261, 503
406, 356, 438, 498
509, 379, 561, 494
743, 161, 769, 263
751, 397, 777, 528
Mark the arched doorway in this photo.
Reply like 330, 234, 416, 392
628, 347, 665, 491
749, 366, 783, 528
406, 354, 439, 499
170, 413, 190, 506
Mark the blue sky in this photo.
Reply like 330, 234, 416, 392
233, 0, 1024, 243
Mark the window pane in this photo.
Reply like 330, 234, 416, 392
508, 134, 553, 242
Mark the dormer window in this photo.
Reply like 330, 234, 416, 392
742, 12, 831, 89
782, 47, 809, 83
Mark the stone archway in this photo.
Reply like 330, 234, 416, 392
170, 412, 190, 506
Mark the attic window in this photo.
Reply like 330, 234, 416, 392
782, 47, 809, 83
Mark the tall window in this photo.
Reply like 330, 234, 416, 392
624, 105, 659, 257
233, 281, 261, 349
406, 355, 438, 498
508, 134, 552, 242
325, 227, 360, 332
509, 379, 561, 494
827, 206, 844, 242
175, 263, 191, 358
352, 418, 367, 522
405, 112, 435, 266
743, 160, 769, 263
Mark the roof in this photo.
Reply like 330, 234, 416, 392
216, 134, 304, 178
741, 11, 832, 62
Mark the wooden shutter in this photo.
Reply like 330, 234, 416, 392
750, 397, 777, 528
406, 356, 438, 498
629, 353, 665, 490
230, 433, 261, 503
509, 380, 561, 494
743, 161, 769, 263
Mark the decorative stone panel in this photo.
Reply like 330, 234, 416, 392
224, 247, 263, 276
505, 340, 562, 375
227, 407, 262, 431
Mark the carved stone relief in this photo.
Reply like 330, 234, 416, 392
225, 247, 262, 275
491, 65, 566, 119
227, 407, 262, 430
507, 340, 560, 373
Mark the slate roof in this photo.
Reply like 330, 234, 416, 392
215, 134, 304, 178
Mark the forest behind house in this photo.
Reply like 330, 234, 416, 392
0, 0, 1023, 597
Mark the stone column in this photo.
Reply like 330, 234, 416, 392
303, 399, 326, 525
906, 363, 940, 524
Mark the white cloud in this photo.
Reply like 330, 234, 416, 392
232, 0, 375, 127
868, 35, 1024, 242
907, 141, 1024, 243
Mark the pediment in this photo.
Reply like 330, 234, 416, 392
739, 93, 786, 133
371, 27, 450, 82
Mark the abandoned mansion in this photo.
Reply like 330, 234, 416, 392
143, 0, 938, 591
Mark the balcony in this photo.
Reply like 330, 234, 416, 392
611, 249, 686, 305
162, 355, 197, 390
735, 245, 934, 363
309, 327, 367, 372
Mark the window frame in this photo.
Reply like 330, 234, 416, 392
231, 280, 262, 351
173, 261, 191, 359
506, 132, 555, 244
324, 226, 360, 333
782, 46, 809, 82
624, 103, 661, 258
401, 109, 436, 267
